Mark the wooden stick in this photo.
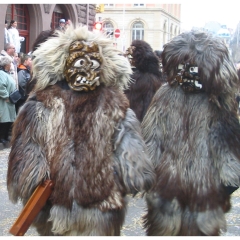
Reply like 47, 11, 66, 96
9, 180, 54, 236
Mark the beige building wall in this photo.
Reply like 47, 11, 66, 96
96, 3, 181, 52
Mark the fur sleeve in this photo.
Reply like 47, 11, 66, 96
112, 108, 155, 194
7, 97, 50, 203
209, 116, 240, 188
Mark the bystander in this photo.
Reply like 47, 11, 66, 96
55, 19, 65, 32
1, 43, 18, 89
4, 20, 13, 45
7, 20, 25, 53
16, 54, 32, 113
0, 56, 17, 148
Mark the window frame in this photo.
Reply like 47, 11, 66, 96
6, 4, 30, 53
131, 21, 144, 41
103, 21, 114, 39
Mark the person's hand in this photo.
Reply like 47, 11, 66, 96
5, 98, 9, 103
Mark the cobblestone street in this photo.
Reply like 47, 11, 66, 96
0, 147, 240, 236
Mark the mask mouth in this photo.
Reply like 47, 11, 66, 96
175, 63, 203, 93
75, 76, 100, 86
69, 76, 100, 91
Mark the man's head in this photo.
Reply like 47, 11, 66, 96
4, 43, 16, 57
59, 19, 65, 28
21, 54, 32, 68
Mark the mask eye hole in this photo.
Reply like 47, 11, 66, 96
91, 59, 100, 69
189, 67, 198, 73
74, 59, 85, 67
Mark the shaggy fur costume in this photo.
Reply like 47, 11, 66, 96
142, 30, 240, 236
7, 25, 155, 236
124, 40, 164, 122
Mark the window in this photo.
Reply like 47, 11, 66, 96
170, 23, 173, 38
103, 22, 114, 39
175, 26, 178, 36
6, 4, 30, 53
132, 22, 144, 41
163, 21, 167, 44
104, 4, 114, 7
133, 4, 144, 7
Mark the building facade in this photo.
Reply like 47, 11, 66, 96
96, 3, 181, 52
0, 4, 96, 53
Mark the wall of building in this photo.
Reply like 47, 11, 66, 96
1, 4, 180, 53
0, 4, 96, 52
96, 3, 181, 52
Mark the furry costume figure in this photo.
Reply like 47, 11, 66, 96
124, 40, 164, 122
7, 25, 155, 236
141, 30, 240, 236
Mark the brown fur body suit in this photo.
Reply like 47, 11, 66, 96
7, 26, 155, 236
142, 31, 240, 236
124, 40, 163, 122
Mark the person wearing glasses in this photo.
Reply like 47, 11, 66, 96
0, 56, 16, 148
1, 43, 18, 89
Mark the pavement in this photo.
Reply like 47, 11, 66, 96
0, 147, 240, 236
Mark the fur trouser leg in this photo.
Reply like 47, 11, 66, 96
32, 201, 127, 236
143, 193, 182, 236
32, 202, 54, 236
143, 193, 227, 236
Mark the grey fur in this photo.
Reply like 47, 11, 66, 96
32, 25, 132, 91
142, 31, 240, 236
8, 87, 155, 235
113, 108, 156, 194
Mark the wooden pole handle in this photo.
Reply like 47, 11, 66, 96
9, 180, 54, 236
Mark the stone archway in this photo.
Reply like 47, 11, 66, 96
26, 4, 44, 52
51, 4, 77, 28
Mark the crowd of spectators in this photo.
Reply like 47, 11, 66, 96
1, 18, 240, 150
0, 18, 71, 149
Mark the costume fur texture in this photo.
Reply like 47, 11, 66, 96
124, 40, 164, 122
142, 30, 240, 236
7, 25, 155, 236
32, 25, 131, 91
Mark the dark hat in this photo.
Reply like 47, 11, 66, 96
59, 19, 65, 23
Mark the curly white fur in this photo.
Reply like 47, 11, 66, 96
32, 25, 132, 91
